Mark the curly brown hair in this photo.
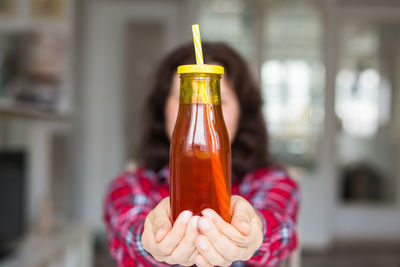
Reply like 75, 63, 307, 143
135, 42, 270, 179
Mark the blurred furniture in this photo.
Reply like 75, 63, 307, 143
341, 162, 384, 202
0, 224, 92, 267
0, 0, 84, 265
0, 110, 81, 267
0, 99, 69, 121
333, 2, 400, 245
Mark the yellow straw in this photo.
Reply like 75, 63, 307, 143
190, 24, 230, 221
192, 24, 207, 102
192, 24, 204, 65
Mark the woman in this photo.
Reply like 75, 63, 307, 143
104, 43, 299, 267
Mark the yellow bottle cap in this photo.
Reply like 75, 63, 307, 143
177, 64, 224, 75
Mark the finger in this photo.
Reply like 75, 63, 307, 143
202, 209, 247, 246
167, 216, 200, 264
198, 216, 245, 261
150, 198, 172, 242
202, 208, 263, 261
230, 196, 255, 235
195, 235, 231, 267
155, 222, 171, 242
195, 254, 212, 267
187, 248, 199, 264
141, 227, 165, 262
231, 216, 264, 262
246, 215, 264, 252
156, 210, 192, 255
173, 247, 199, 266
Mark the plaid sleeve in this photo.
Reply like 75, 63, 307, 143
103, 170, 170, 267
240, 169, 300, 267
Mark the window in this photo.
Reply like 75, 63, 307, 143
261, 2, 324, 168
335, 25, 391, 137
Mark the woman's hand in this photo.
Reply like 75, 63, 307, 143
141, 197, 200, 266
194, 195, 263, 267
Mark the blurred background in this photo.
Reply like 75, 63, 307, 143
0, 0, 400, 266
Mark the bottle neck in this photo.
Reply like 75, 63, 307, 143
179, 73, 221, 104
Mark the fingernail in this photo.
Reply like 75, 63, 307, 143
180, 210, 192, 223
198, 217, 209, 230
191, 216, 200, 229
197, 238, 208, 250
202, 209, 213, 218
155, 228, 166, 241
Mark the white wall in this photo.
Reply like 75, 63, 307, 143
78, 0, 183, 231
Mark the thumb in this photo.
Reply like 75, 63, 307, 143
151, 198, 172, 242
231, 196, 253, 236
154, 221, 171, 242
232, 214, 251, 236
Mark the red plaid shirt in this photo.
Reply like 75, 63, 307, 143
103, 166, 299, 267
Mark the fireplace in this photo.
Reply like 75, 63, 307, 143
0, 150, 26, 257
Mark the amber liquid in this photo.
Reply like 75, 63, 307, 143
170, 103, 231, 222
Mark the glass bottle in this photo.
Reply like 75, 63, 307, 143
170, 64, 231, 222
